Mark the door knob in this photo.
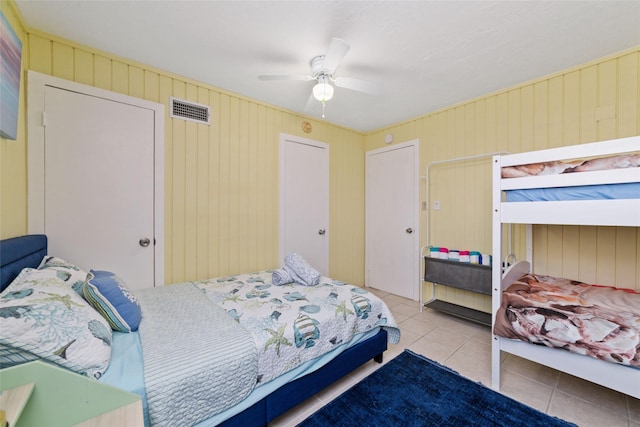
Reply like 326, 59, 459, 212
406, 228, 413, 234
139, 238, 151, 247
318, 229, 326, 235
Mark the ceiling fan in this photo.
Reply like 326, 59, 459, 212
258, 38, 380, 117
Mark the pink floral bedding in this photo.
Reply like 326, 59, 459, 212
493, 273, 640, 367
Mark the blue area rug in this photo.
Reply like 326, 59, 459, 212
298, 349, 576, 427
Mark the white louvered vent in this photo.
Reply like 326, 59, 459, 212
170, 97, 210, 125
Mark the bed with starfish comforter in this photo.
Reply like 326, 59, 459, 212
0, 236, 400, 427
104, 271, 400, 427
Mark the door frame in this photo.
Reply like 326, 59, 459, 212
278, 133, 329, 273
365, 139, 420, 300
27, 71, 165, 286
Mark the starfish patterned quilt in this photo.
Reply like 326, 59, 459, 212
194, 271, 400, 385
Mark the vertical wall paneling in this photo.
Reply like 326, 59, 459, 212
111, 61, 129, 95
596, 227, 617, 285
51, 43, 73, 80
563, 70, 581, 145
532, 81, 548, 150
94, 56, 112, 91
74, 50, 93, 86
520, 86, 534, 153
365, 47, 640, 312
195, 86, 209, 280
247, 102, 259, 270
4, 18, 638, 293
548, 76, 564, 147
237, 99, 250, 274
580, 65, 598, 143
227, 96, 240, 274
618, 52, 639, 137
158, 75, 173, 282
561, 226, 580, 280
171, 80, 187, 281
615, 227, 636, 290
183, 84, 198, 279
597, 59, 617, 140
28, 34, 51, 75
578, 226, 598, 283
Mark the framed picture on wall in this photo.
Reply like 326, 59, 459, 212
0, 11, 22, 140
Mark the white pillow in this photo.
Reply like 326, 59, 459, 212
0, 268, 112, 379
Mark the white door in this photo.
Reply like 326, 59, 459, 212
27, 72, 164, 289
279, 134, 329, 275
366, 140, 419, 299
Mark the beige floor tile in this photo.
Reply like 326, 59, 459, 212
398, 316, 438, 336
408, 336, 456, 363
390, 328, 420, 349
422, 325, 470, 349
314, 371, 359, 403
444, 347, 492, 385
379, 293, 407, 308
501, 354, 560, 388
498, 369, 554, 413
455, 335, 492, 363
366, 287, 389, 298
411, 306, 452, 324
390, 301, 421, 318
389, 311, 410, 323
555, 372, 628, 415
468, 325, 493, 343
268, 394, 324, 427
549, 391, 629, 427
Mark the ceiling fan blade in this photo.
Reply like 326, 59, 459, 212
303, 92, 317, 113
322, 38, 350, 74
258, 74, 313, 81
333, 76, 381, 95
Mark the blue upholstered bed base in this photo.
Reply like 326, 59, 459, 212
0, 234, 47, 291
0, 234, 388, 426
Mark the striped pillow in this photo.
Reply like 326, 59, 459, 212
82, 270, 141, 333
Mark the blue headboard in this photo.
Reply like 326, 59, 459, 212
0, 234, 47, 291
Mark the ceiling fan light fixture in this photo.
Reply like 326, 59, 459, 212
313, 80, 334, 102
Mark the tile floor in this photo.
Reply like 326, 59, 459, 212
270, 288, 640, 427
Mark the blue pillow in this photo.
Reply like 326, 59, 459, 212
82, 270, 141, 332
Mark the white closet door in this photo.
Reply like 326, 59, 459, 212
366, 141, 419, 300
279, 135, 329, 275
40, 85, 156, 289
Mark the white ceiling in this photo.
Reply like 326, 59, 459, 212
16, 1, 640, 133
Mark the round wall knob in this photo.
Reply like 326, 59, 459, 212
139, 238, 151, 247
318, 229, 326, 235
406, 228, 413, 234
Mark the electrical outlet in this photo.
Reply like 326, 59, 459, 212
434, 200, 441, 210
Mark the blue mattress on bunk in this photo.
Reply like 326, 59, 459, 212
506, 182, 640, 202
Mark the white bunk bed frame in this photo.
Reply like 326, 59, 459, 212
491, 135, 640, 399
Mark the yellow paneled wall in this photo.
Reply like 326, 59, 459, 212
366, 47, 640, 312
1, 0, 637, 303
2, 22, 365, 285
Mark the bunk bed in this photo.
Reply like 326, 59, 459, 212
491, 136, 640, 399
